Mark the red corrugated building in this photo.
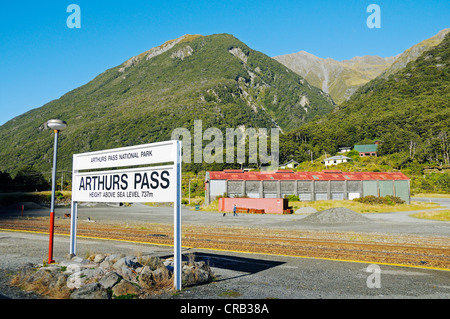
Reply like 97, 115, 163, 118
205, 170, 410, 205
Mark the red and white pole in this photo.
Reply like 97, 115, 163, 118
48, 129, 59, 264
46, 120, 67, 264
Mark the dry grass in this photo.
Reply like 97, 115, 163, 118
30, 190, 72, 197
412, 193, 450, 198
410, 210, 450, 221
10, 270, 71, 299
143, 269, 174, 295
291, 199, 442, 214
197, 199, 220, 212
199, 198, 443, 214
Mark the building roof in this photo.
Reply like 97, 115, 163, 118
281, 159, 299, 165
207, 170, 409, 181
354, 144, 378, 153
324, 155, 352, 161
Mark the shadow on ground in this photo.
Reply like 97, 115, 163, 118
161, 251, 285, 283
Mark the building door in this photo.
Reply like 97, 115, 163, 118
363, 181, 378, 197
379, 180, 394, 197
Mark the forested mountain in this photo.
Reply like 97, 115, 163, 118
0, 34, 334, 176
281, 32, 450, 167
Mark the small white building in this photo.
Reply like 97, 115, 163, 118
279, 160, 299, 169
323, 155, 352, 167
338, 147, 352, 153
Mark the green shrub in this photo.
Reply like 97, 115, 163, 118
284, 194, 299, 201
353, 195, 405, 205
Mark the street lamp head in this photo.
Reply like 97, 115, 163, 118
47, 119, 67, 132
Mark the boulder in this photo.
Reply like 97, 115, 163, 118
182, 265, 212, 286
99, 271, 121, 289
81, 267, 105, 280
49, 273, 68, 290
138, 266, 155, 288
121, 266, 135, 281
140, 256, 164, 270
105, 254, 121, 262
94, 254, 106, 263
124, 256, 142, 269
67, 271, 87, 289
66, 265, 105, 289
99, 259, 113, 269
70, 283, 109, 299
195, 261, 212, 272
152, 267, 170, 282
112, 280, 141, 298
70, 256, 84, 264
195, 268, 212, 284
12, 252, 215, 299
112, 257, 127, 270
63, 263, 82, 275
182, 265, 196, 284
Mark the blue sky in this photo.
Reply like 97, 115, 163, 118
0, 0, 448, 125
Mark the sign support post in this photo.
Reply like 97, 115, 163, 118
69, 162, 78, 257
174, 140, 182, 290
69, 200, 77, 256
70, 140, 182, 290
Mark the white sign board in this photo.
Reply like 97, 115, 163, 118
72, 166, 175, 203
72, 140, 175, 170
70, 140, 182, 290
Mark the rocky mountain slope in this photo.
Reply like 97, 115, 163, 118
274, 51, 396, 104
382, 28, 450, 77
274, 29, 449, 104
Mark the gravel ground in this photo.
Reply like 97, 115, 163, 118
300, 207, 371, 223
1, 230, 449, 301
1, 197, 449, 300
2, 198, 449, 236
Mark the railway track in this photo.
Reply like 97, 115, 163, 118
1, 218, 449, 270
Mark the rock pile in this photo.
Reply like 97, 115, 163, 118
13, 253, 214, 299
301, 207, 371, 224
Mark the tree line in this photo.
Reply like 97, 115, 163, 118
0, 167, 49, 192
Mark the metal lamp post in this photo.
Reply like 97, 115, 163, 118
47, 119, 67, 264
